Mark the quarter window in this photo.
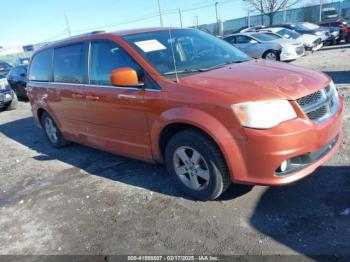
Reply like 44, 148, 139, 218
90, 41, 140, 85
29, 49, 52, 81
54, 44, 85, 84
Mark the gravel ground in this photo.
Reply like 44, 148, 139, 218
0, 44, 349, 257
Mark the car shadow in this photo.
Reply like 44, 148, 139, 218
324, 71, 350, 85
250, 165, 350, 256
0, 116, 251, 201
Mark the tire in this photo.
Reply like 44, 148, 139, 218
331, 37, 337, 45
41, 112, 69, 148
263, 50, 280, 61
5, 92, 18, 111
165, 129, 231, 200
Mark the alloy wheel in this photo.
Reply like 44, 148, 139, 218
44, 117, 58, 144
173, 146, 210, 190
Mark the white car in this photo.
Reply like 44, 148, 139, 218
261, 27, 323, 51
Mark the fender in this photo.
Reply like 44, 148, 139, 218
150, 107, 248, 181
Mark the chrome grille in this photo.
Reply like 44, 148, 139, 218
296, 85, 339, 124
297, 90, 322, 106
307, 105, 328, 120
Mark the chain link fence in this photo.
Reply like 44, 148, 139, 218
200, 0, 350, 35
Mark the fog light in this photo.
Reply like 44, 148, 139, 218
279, 160, 288, 173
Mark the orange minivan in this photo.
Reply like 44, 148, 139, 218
27, 28, 343, 200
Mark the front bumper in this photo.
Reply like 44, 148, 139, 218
0, 89, 13, 108
223, 96, 343, 186
311, 42, 323, 51
280, 47, 305, 61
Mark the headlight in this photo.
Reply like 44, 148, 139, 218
329, 80, 339, 96
0, 78, 9, 90
232, 100, 297, 129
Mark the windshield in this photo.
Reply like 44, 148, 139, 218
295, 22, 319, 30
122, 29, 250, 76
0, 61, 12, 72
323, 10, 338, 16
252, 33, 281, 41
276, 28, 300, 39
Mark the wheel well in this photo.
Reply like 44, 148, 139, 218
159, 123, 217, 159
37, 108, 46, 126
262, 49, 279, 58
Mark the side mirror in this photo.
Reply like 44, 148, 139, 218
110, 67, 144, 87
250, 39, 258, 44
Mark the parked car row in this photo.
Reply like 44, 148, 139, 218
223, 32, 305, 61
0, 61, 18, 110
0, 58, 29, 110
223, 21, 349, 62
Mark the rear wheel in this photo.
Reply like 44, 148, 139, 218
165, 130, 231, 200
41, 112, 69, 148
263, 50, 280, 61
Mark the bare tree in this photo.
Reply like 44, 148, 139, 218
247, 0, 300, 26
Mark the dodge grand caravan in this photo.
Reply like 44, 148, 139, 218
27, 28, 343, 200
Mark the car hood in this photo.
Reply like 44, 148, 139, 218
179, 59, 330, 102
298, 34, 319, 44
265, 38, 302, 46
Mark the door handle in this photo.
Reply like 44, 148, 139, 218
72, 93, 84, 99
86, 94, 100, 101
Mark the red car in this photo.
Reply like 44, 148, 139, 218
27, 28, 343, 200
319, 19, 350, 43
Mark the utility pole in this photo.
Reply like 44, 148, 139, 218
178, 8, 183, 28
195, 15, 199, 28
157, 0, 163, 27
64, 11, 71, 37
247, 9, 250, 27
215, 2, 219, 34
319, 0, 323, 21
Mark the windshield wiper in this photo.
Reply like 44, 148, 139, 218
163, 68, 202, 75
163, 60, 250, 76
198, 59, 250, 71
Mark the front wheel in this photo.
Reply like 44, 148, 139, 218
165, 130, 231, 200
263, 50, 280, 61
41, 112, 69, 148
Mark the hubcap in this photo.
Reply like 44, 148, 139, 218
173, 146, 210, 190
44, 117, 58, 144
265, 52, 277, 60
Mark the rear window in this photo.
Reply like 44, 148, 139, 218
54, 43, 85, 84
29, 49, 52, 81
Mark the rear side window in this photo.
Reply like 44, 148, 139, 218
236, 35, 251, 44
29, 49, 52, 81
54, 44, 85, 84
224, 36, 236, 44
90, 41, 139, 85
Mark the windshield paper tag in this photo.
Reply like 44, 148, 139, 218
135, 40, 166, 52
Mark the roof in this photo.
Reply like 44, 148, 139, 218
110, 27, 179, 36
34, 27, 183, 52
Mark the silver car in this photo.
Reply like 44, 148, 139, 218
223, 32, 305, 61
